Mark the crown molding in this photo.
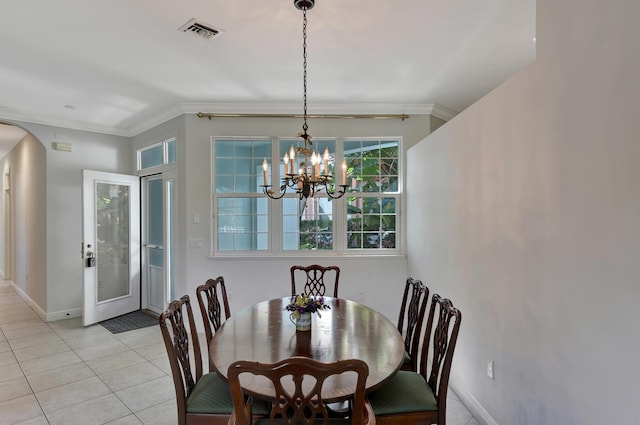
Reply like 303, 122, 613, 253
0, 108, 131, 137
0, 102, 460, 139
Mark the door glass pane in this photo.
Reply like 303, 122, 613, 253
167, 179, 175, 301
148, 179, 163, 246
95, 182, 130, 302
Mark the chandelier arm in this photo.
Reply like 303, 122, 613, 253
262, 184, 287, 199
325, 185, 349, 199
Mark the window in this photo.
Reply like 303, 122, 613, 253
344, 139, 399, 250
137, 138, 176, 171
214, 138, 271, 252
212, 136, 401, 255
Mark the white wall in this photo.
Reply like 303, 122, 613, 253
132, 113, 432, 322
12, 122, 132, 319
2, 133, 46, 308
406, 0, 640, 424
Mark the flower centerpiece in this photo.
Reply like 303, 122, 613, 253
286, 294, 330, 331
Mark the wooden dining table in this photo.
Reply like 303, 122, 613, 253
209, 296, 404, 402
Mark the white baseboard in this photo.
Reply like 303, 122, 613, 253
9, 281, 82, 322
46, 308, 82, 322
450, 375, 499, 425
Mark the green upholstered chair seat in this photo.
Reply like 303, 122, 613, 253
254, 417, 352, 425
187, 372, 270, 416
368, 370, 437, 415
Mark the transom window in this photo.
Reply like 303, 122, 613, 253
212, 136, 401, 255
137, 138, 176, 171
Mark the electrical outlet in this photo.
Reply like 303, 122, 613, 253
487, 360, 494, 379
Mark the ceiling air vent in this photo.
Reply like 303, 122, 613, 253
179, 19, 223, 40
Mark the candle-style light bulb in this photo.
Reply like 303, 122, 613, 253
284, 153, 290, 175
311, 152, 317, 178
323, 148, 329, 176
289, 145, 295, 163
341, 161, 347, 186
262, 158, 268, 186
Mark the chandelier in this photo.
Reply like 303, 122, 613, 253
262, 0, 348, 200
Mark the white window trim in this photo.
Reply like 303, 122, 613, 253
211, 136, 403, 257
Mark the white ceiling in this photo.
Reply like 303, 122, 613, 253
0, 0, 536, 148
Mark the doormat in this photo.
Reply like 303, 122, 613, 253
100, 310, 158, 334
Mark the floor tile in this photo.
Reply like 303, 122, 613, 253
0, 350, 17, 367
447, 396, 474, 425
135, 399, 178, 425
100, 362, 166, 392
26, 362, 96, 393
0, 377, 32, 403
104, 415, 144, 425
1, 323, 53, 341
0, 309, 40, 325
12, 340, 71, 362
0, 363, 25, 383
0, 394, 43, 425
35, 376, 112, 414
0, 340, 10, 353
115, 375, 175, 413
133, 341, 167, 361
19, 350, 83, 376
62, 330, 119, 350
150, 354, 172, 375
8, 332, 64, 350
85, 349, 147, 375
74, 339, 130, 361
51, 322, 111, 341
14, 416, 49, 425
45, 393, 132, 425
115, 327, 162, 349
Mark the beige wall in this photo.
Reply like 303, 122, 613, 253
2, 132, 47, 309
133, 113, 431, 321
406, 0, 640, 424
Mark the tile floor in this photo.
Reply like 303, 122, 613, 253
0, 281, 478, 425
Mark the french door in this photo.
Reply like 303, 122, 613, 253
141, 174, 174, 314
82, 170, 140, 325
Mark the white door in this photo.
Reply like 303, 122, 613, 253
142, 174, 166, 314
82, 170, 140, 326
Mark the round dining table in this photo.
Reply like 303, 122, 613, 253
209, 296, 404, 402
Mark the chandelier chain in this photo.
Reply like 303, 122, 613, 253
262, 0, 347, 201
302, 7, 308, 134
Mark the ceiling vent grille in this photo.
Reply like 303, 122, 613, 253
179, 19, 223, 40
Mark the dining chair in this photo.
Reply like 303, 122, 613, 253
397, 277, 429, 372
227, 356, 375, 425
367, 294, 462, 425
196, 276, 231, 371
159, 295, 269, 425
290, 264, 340, 298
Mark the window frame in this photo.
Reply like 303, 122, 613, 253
137, 137, 176, 171
211, 136, 403, 257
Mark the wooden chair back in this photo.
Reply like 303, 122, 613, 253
158, 295, 203, 423
228, 357, 374, 425
290, 264, 340, 298
418, 294, 462, 423
196, 276, 231, 370
397, 277, 429, 371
